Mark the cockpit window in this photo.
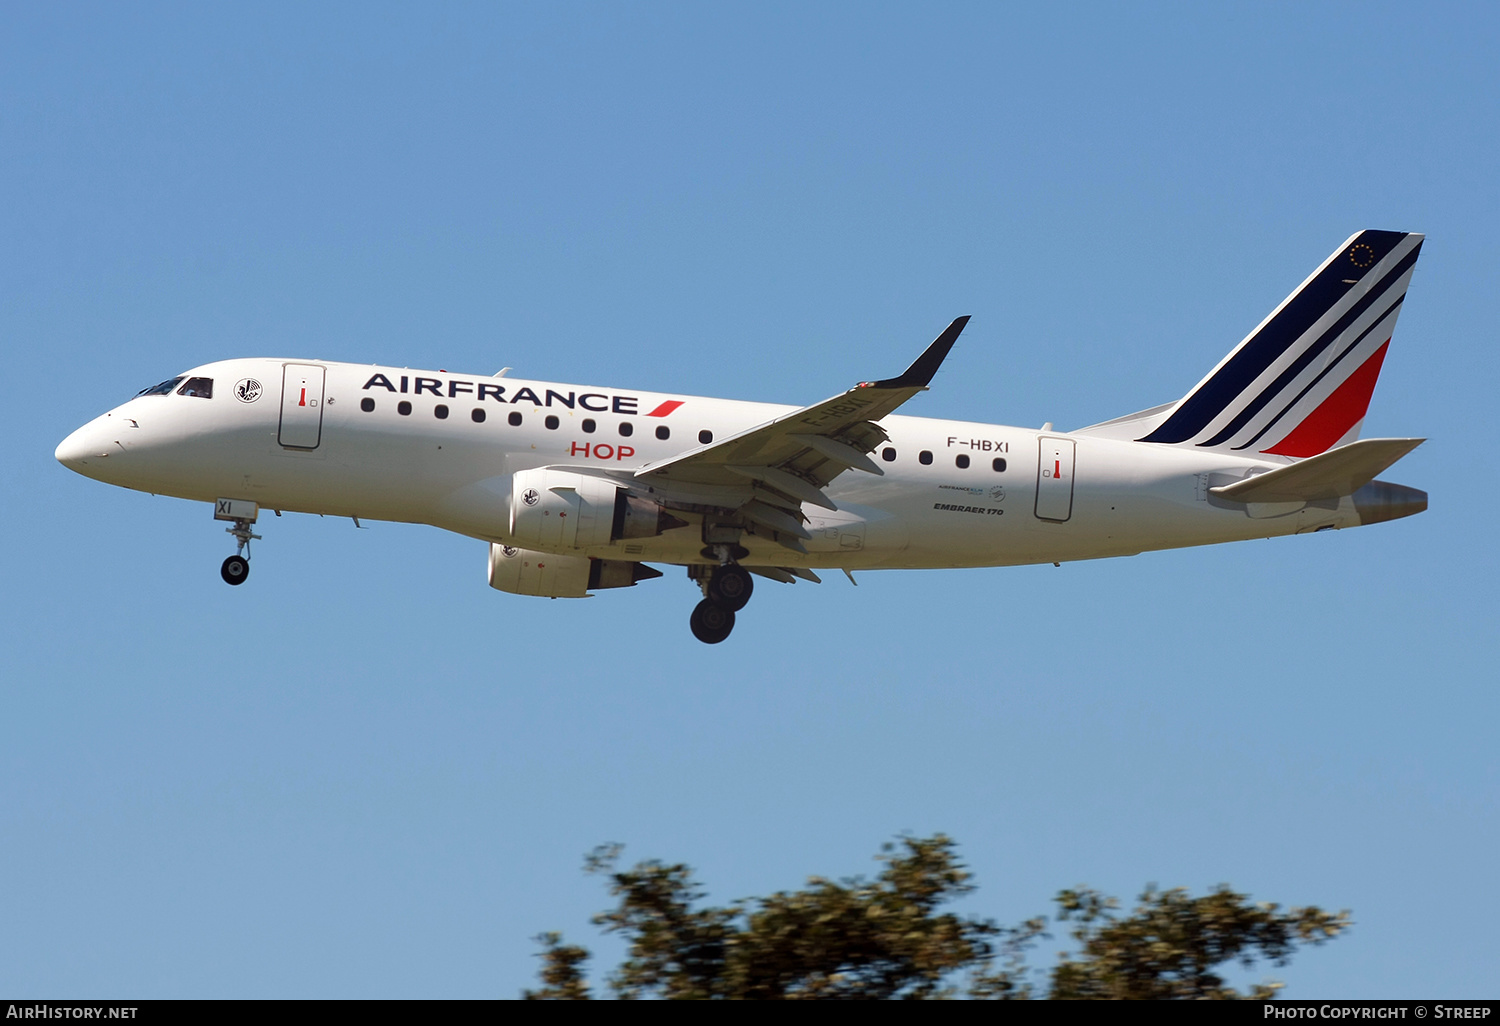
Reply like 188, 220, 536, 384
136, 377, 184, 397
177, 377, 213, 398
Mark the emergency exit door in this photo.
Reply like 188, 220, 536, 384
278, 364, 326, 449
1034, 437, 1075, 522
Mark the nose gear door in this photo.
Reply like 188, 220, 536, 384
278, 363, 326, 449
1034, 436, 1075, 522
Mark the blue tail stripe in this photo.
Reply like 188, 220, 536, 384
1232, 294, 1406, 451
1140, 230, 1408, 444
1197, 242, 1420, 447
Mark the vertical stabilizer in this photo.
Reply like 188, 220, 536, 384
1139, 231, 1423, 456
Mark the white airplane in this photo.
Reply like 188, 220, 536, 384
57, 230, 1428, 643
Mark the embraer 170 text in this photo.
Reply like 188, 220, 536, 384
57, 231, 1428, 643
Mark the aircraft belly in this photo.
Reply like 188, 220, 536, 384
244, 421, 1356, 566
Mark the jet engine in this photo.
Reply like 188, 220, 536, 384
487, 544, 663, 598
508, 468, 686, 550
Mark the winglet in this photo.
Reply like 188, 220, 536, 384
865, 316, 970, 390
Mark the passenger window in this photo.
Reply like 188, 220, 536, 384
398, 401, 412, 416
177, 377, 213, 398
545, 415, 559, 430
360, 398, 375, 412
435, 405, 449, 420
699, 430, 713, 444
619, 422, 634, 437
136, 377, 184, 397
655, 425, 670, 440
583, 419, 596, 433
509, 411, 523, 426
471, 408, 486, 423
992, 458, 1007, 473
882, 447, 897, 462
956, 454, 970, 469
919, 450, 933, 465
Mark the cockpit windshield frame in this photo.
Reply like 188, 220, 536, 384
136, 376, 185, 397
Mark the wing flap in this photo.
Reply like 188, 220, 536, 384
726, 464, 839, 510
786, 433, 884, 475
740, 499, 813, 540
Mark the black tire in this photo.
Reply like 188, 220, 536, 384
707, 565, 754, 611
221, 555, 249, 586
689, 599, 735, 644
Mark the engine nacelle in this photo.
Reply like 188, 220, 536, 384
488, 544, 663, 598
508, 468, 686, 551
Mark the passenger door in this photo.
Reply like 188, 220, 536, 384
1034, 436, 1075, 522
278, 363, 326, 449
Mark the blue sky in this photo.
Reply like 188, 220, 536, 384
3, 1, 1496, 998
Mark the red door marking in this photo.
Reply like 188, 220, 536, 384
299, 388, 307, 407
1054, 459, 1061, 479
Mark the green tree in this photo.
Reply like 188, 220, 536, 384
1048, 885, 1349, 1000
524, 835, 1347, 1000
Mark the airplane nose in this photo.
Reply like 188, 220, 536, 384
55, 422, 113, 470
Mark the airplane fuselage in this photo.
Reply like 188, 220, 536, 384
57, 357, 1378, 574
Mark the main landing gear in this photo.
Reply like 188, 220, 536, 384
688, 550, 755, 644
689, 598, 735, 645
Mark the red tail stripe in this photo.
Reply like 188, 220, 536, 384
1264, 340, 1389, 458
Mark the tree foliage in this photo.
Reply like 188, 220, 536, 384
1049, 885, 1349, 1000
523, 835, 1347, 1000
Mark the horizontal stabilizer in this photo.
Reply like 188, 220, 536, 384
1210, 438, 1424, 503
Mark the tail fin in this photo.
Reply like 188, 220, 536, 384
1138, 230, 1423, 457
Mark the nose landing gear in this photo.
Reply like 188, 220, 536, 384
221, 553, 250, 586
213, 499, 263, 587
220, 517, 260, 586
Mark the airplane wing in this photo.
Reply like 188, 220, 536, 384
630, 317, 969, 539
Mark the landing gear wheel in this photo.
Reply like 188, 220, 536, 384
221, 555, 249, 586
707, 565, 754, 611
220, 516, 260, 586
690, 599, 736, 644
